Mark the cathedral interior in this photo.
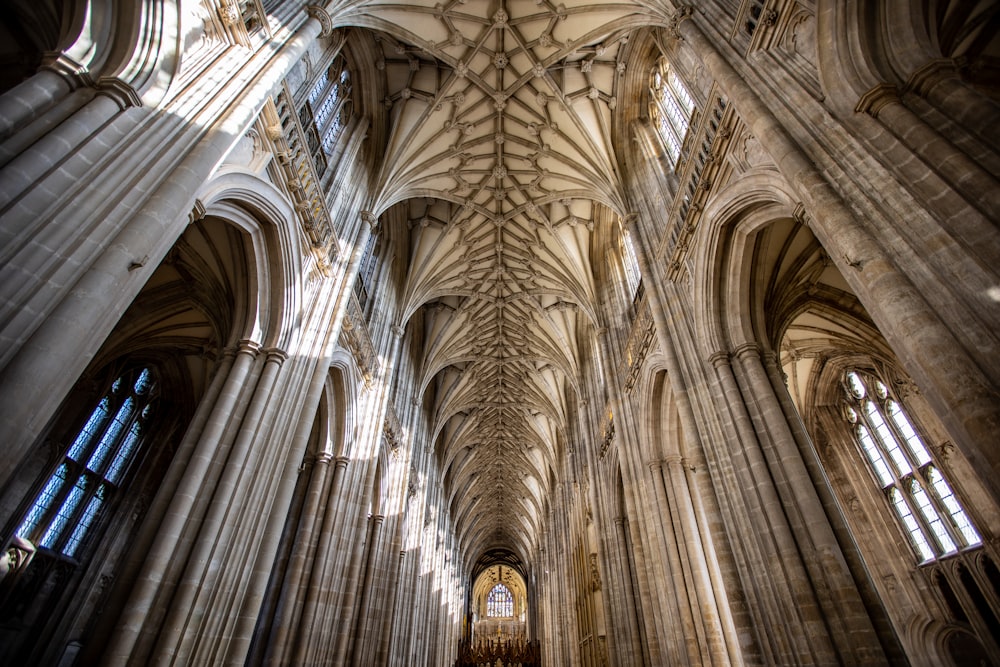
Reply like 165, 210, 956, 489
0, 0, 998, 665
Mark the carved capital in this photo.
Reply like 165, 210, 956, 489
707, 350, 730, 368
306, 5, 334, 38
189, 199, 207, 224
855, 82, 900, 118
733, 342, 760, 362
95, 76, 143, 110
361, 210, 378, 229
236, 339, 262, 356
667, 5, 695, 39
38, 52, 93, 89
905, 59, 957, 98
263, 347, 288, 364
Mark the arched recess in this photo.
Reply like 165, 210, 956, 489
708, 190, 1000, 664
0, 211, 263, 665
248, 358, 357, 667
196, 169, 306, 350
816, 0, 1000, 116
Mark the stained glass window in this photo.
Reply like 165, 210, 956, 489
486, 583, 514, 617
843, 370, 980, 563
15, 367, 157, 559
650, 61, 694, 167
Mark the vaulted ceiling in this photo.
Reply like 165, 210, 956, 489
331, 0, 674, 565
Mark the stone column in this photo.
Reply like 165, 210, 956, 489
904, 59, 1000, 148
648, 460, 700, 665
733, 344, 886, 664
265, 451, 334, 666
674, 8, 1000, 500
855, 83, 999, 218
0, 83, 138, 210
0, 6, 330, 488
289, 455, 349, 664
378, 549, 406, 665
0, 59, 80, 139
102, 339, 259, 666
154, 347, 287, 665
710, 350, 835, 664
613, 517, 645, 666
349, 513, 385, 664
663, 454, 731, 666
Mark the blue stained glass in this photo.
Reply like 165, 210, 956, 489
134, 367, 153, 394
68, 397, 109, 461
63, 487, 104, 558
40, 476, 88, 549
308, 70, 330, 106
18, 367, 156, 557
16, 463, 69, 539
107, 420, 142, 484
87, 396, 135, 473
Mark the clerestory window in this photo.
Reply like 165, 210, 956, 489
486, 583, 514, 618
620, 224, 642, 302
843, 369, 980, 563
300, 56, 353, 176
650, 60, 695, 167
15, 367, 157, 559
354, 229, 380, 316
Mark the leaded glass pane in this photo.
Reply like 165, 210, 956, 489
16, 463, 68, 539
87, 396, 135, 473
910, 479, 957, 554
107, 420, 142, 485
40, 476, 88, 549
19, 367, 156, 557
887, 400, 931, 465
68, 397, 109, 461
857, 424, 894, 487
865, 400, 911, 475
890, 488, 934, 562
927, 466, 981, 547
650, 62, 692, 167
63, 486, 105, 558
307, 70, 329, 106
846, 371, 865, 398
487, 583, 514, 617
844, 368, 980, 564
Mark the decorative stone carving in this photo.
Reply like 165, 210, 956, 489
306, 5, 334, 38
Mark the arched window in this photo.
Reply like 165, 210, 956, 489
486, 583, 514, 617
355, 229, 380, 315
649, 60, 694, 167
15, 367, 157, 559
300, 56, 353, 175
843, 369, 980, 563
620, 224, 642, 302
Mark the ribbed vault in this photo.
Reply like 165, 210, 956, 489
330, 0, 671, 563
